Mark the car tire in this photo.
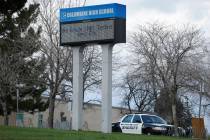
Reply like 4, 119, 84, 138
144, 128, 152, 135
147, 132, 151, 136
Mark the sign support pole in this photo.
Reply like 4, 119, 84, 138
101, 44, 113, 133
72, 46, 84, 130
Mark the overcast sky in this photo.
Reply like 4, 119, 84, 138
86, 0, 210, 37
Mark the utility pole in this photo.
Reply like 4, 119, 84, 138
198, 82, 204, 118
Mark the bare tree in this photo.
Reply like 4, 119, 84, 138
121, 74, 135, 113
59, 45, 102, 103
185, 55, 210, 117
121, 71, 157, 113
82, 46, 102, 101
130, 23, 205, 135
38, 0, 102, 128
38, 0, 74, 128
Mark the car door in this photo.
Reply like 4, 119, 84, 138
130, 114, 143, 134
120, 114, 134, 134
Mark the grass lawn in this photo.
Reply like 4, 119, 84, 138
0, 126, 197, 140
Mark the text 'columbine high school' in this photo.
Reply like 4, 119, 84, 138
64, 8, 114, 18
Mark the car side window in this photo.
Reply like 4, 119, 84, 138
122, 115, 133, 123
132, 115, 142, 123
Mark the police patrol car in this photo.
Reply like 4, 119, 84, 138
112, 113, 174, 135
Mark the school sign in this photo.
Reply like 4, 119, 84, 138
59, 3, 126, 133
60, 3, 126, 46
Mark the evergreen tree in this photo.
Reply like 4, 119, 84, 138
154, 89, 192, 128
0, 0, 48, 125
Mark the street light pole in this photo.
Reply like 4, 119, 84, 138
16, 88, 19, 113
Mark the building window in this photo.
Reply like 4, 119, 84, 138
60, 112, 67, 122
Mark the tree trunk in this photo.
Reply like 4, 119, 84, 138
127, 99, 132, 113
2, 101, 9, 125
171, 93, 178, 136
48, 92, 55, 128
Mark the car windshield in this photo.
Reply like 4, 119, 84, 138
141, 115, 166, 124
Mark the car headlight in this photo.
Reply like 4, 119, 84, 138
152, 127, 166, 131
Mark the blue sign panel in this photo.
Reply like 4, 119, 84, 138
60, 3, 126, 23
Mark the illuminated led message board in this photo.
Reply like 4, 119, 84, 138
60, 3, 126, 46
